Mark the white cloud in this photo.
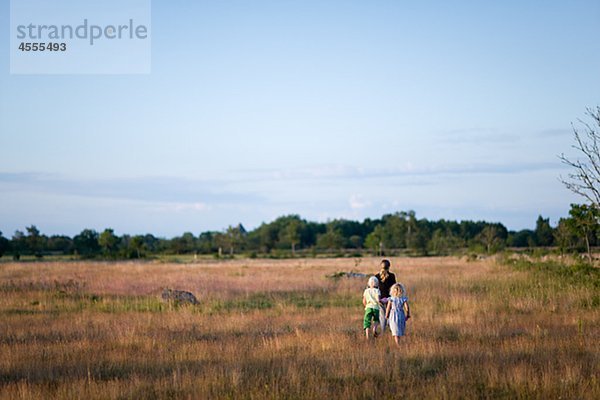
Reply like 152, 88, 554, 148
349, 194, 371, 211
149, 202, 211, 213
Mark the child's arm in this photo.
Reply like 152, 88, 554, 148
362, 293, 367, 308
404, 300, 411, 320
385, 300, 392, 319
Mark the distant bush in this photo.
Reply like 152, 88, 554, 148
504, 257, 600, 289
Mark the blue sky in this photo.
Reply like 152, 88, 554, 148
1, 0, 599, 237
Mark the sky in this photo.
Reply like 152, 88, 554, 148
1, 0, 599, 237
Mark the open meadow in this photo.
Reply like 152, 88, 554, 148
0, 256, 598, 399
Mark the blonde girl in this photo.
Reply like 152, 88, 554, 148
362, 276, 381, 340
385, 283, 411, 346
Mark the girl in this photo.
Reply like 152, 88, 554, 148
362, 276, 381, 340
385, 283, 411, 346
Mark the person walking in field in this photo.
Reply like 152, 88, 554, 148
374, 259, 396, 332
385, 283, 411, 346
362, 276, 382, 340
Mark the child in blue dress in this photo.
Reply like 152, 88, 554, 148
385, 283, 411, 346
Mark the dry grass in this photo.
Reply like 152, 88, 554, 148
0, 256, 598, 399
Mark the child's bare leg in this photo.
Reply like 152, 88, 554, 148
394, 336, 400, 346
365, 328, 371, 340
372, 323, 379, 337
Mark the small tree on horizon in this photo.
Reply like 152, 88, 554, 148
554, 218, 577, 255
73, 229, 100, 258
26, 225, 44, 258
11, 230, 26, 260
129, 235, 146, 259
364, 225, 385, 256
279, 218, 302, 256
566, 204, 598, 262
534, 216, 554, 247
99, 229, 120, 258
316, 226, 345, 251
223, 224, 247, 256
476, 225, 505, 254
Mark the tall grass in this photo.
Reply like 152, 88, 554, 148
0, 257, 598, 399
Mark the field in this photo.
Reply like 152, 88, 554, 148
0, 256, 598, 399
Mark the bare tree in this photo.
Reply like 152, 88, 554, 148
559, 106, 600, 207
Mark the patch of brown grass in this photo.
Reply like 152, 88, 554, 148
0, 257, 598, 399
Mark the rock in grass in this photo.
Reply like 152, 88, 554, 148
327, 271, 368, 279
161, 288, 199, 305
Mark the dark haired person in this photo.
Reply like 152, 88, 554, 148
374, 259, 396, 332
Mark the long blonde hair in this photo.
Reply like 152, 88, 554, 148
390, 283, 405, 298
379, 259, 391, 282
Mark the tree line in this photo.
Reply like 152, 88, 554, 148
0, 205, 595, 260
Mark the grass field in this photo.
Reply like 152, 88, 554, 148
0, 256, 598, 399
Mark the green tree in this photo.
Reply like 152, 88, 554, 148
46, 235, 74, 254
316, 226, 345, 251
99, 228, 120, 258
73, 229, 100, 258
507, 230, 535, 248
476, 225, 505, 254
327, 219, 367, 246
303, 221, 326, 248
459, 221, 488, 243
429, 229, 464, 255
26, 225, 45, 258
0, 231, 9, 258
141, 234, 161, 254
348, 235, 363, 249
567, 204, 599, 262
128, 235, 146, 259
278, 218, 303, 256
534, 215, 554, 247
251, 223, 278, 253
198, 232, 217, 254
383, 212, 410, 249
405, 212, 430, 255
11, 230, 26, 260
212, 232, 227, 257
554, 218, 577, 255
180, 232, 197, 253
364, 225, 385, 255
169, 232, 196, 254
224, 224, 247, 256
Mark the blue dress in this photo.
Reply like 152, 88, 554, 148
388, 296, 408, 337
